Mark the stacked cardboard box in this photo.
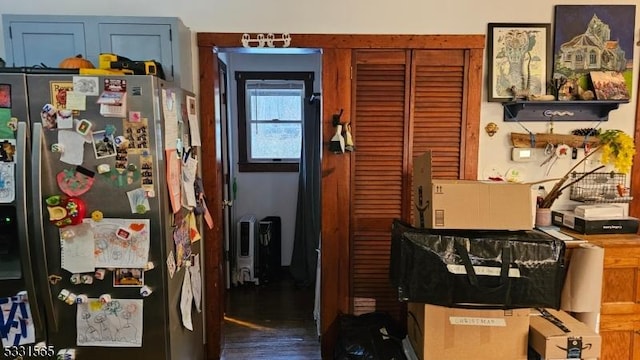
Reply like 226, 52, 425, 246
529, 308, 601, 360
407, 303, 530, 360
412, 151, 535, 230
407, 151, 535, 359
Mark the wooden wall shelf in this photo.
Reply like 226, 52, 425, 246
511, 132, 600, 148
503, 100, 628, 122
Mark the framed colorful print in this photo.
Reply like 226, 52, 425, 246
487, 23, 551, 102
553, 5, 636, 98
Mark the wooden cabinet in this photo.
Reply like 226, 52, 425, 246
577, 234, 640, 360
2, 15, 192, 90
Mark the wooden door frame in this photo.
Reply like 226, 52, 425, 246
197, 33, 484, 359
630, 80, 640, 219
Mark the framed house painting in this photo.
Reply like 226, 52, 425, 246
487, 23, 551, 102
552, 5, 636, 99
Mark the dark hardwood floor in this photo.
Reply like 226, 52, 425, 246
221, 271, 321, 360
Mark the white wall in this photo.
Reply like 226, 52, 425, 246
226, 52, 322, 266
1, 0, 638, 209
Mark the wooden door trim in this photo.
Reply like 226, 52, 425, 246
197, 33, 485, 49
631, 77, 640, 221
198, 46, 224, 359
197, 32, 483, 359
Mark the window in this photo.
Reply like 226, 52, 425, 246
236, 71, 314, 172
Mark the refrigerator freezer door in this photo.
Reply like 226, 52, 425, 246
0, 73, 46, 346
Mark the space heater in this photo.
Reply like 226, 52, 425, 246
234, 215, 259, 285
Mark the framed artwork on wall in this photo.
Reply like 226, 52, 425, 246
552, 5, 636, 99
487, 23, 551, 102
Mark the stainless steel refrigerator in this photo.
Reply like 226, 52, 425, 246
0, 71, 204, 360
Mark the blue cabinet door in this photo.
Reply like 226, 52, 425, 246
6, 21, 87, 67
98, 23, 173, 81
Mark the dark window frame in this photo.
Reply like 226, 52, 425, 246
236, 71, 314, 172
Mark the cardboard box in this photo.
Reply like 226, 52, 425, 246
529, 308, 601, 360
412, 151, 534, 230
407, 303, 530, 360
552, 210, 639, 234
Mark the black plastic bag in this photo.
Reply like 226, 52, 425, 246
390, 219, 566, 309
334, 312, 407, 360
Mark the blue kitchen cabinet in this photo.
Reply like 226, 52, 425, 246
2, 20, 87, 68
2, 15, 193, 90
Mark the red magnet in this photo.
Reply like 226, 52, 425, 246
46, 195, 86, 228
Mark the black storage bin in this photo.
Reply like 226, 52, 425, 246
390, 219, 567, 309
258, 216, 282, 283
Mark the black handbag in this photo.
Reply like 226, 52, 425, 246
390, 219, 567, 309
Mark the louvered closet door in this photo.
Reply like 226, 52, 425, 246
351, 49, 470, 318
411, 50, 467, 179
351, 50, 411, 318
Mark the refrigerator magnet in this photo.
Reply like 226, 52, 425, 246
47, 196, 86, 228
76, 294, 89, 304
129, 111, 141, 122
57, 166, 95, 197
140, 285, 153, 297
115, 227, 132, 241
91, 210, 104, 222
51, 143, 64, 153
76, 119, 92, 136
48, 274, 62, 285
70, 273, 81, 285
99, 294, 112, 304
64, 293, 77, 305
94, 269, 106, 280
81, 274, 94, 284
57, 289, 70, 301
15, 290, 28, 302
8, 117, 17, 132
96, 164, 110, 174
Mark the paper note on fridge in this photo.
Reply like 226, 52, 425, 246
76, 298, 143, 347
88, 218, 150, 268
61, 223, 96, 274
0, 296, 36, 347
186, 95, 201, 146
181, 269, 194, 331
58, 130, 88, 165
65, 91, 87, 111
162, 89, 179, 150
0, 163, 15, 203
190, 254, 202, 312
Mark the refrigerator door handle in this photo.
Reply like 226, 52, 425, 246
31, 122, 58, 332
15, 122, 45, 337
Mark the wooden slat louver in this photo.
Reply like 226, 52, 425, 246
351, 50, 409, 319
411, 50, 466, 180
